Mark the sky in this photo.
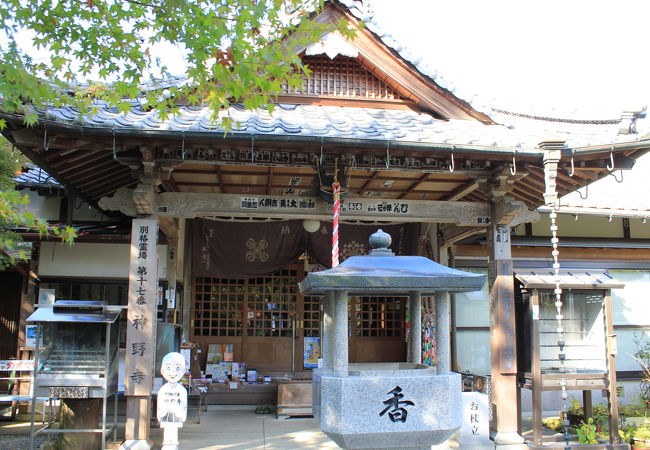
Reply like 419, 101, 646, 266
368, 0, 650, 118
11, 0, 650, 120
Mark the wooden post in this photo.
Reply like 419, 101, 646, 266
57, 399, 101, 449
583, 390, 593, 421
487, 212, 524, 447
122, 218, 159, 447
604, 291, 621, 445
181, 219, 192, 340
166, 234, 178, 322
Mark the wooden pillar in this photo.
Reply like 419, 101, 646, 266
583, 390, 593, 421
487, 211, 524, 447
604, 291, 621, 445
181, 219, 192, 341
122, 218, 159, 446
408, 292, 422, 364
165, 228, 179, 323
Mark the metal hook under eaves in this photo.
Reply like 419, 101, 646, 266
43, 126, 49, 151
510, 151, 517, 176
449, 145, 455, 173
607, 145, 615, 171
579, 183, 588, 200
568, 149, 575, 177
112, 129, 117, 160
386, 141, 390, 169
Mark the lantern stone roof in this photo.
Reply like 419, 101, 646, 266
299, 229, 486, 295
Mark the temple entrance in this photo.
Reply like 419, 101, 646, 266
349, 296, 406, 363
191, 266, 406, 373
191, 265, 304, 373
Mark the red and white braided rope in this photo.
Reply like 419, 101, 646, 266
332, 182, 341, 267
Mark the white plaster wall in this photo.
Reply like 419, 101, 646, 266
630, 219, 650, 238
71, 200, 117, 222
532, 213, 624, 238
20, 190, 61, 220
39, 242, 168, 279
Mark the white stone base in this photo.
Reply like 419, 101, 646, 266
315, 367, 462, 449
493, 431, 526, 449
119, 439, 153, 450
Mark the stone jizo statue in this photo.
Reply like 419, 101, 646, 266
157, 352, 187, 450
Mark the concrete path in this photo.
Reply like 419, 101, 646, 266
166, 405, 338, 449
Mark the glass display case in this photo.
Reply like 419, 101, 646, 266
537, 290, 606, 374
27, 300, 121, 449
514, 270, 626, 448
29, 300, 120, 398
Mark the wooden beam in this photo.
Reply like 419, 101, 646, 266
54, 154, 114, 176
358, 170, 380, 196
215, 165, 224, 193
62, 158, 121, 182
42, 147, 102, 162
75, 168, 132, 190
398, 173, 430, 199
156, 192, 493, 226
266, 167, 274, 195
157, 216, 179, 240
85, 176, 136, 198
439, 225, 483, 248
443, 179, 480, 201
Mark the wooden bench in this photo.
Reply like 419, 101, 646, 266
277, 382, 312, 419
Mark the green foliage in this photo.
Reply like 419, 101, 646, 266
632, 332, 650, 408
542, 416, 563, 432
622, 423, 650, 447
634, 424, 650, 441
576, 417, 599, 444
0, 138, 75, 269
0, 0, 353, 126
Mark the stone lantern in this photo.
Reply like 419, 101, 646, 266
299, 230, 486, 450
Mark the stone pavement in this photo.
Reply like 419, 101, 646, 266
162, 405, 338, 449
0, 405, 466, 449
0, 405, 559, 449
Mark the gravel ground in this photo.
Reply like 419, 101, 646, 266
0, 433, 51, 449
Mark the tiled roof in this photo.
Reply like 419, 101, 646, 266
27, 0, 645, 154
14, 163, 60, 187
42, 103, 647, 153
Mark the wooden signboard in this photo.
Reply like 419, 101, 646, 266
493, 226, 516, 374
124, 218, 159, 396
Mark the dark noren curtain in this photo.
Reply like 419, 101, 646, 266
192, 219, 412, 279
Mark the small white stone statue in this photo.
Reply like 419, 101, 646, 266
157, 352, 187, 450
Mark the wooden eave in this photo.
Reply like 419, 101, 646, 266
296, 2, 494, 123
3, 114, 649, 220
